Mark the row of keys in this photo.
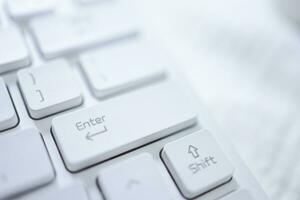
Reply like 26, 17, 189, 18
0, 1, 139, 74
0, 127, 239, 200
0, 38, 167, 120
98, 131, 235, 199
30, 2, 139, 59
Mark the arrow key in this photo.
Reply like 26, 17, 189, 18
98, 154, 172, 200
162, 130, 234, 199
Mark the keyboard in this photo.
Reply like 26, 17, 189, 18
0, 0, 269, 200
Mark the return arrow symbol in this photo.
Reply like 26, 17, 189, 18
86, 126, 108, 141
188, 145, 200, 159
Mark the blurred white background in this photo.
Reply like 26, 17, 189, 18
133, 0, 300, 199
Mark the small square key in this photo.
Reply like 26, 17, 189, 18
18, 60, 83, 119
162, 130, 234, 199
98, 154, 172, 200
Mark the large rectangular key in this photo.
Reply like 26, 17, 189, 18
30, 2, 138, 59
52, 81, 197, 172
0, 128, 55, 199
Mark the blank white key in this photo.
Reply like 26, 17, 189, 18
0, 78, 18, 131
0, 128, 55, 200
221, 189, 254, 200
6, 0, 56, 21
162, 130, 234, 199
0, 26, 30, 74
31, 185, 90, 200
80, 39, 166, 98
30, 2, 139, 59
52, 80, 197, 172
98, 154, 172, 200
18, 60, 82, 119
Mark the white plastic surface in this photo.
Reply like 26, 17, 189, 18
52, 80, 197, 172
162, 130, 234, 199
0, 128, 55, 200
17, 60, 83, 119
30, 3, 139, 58
0, 26, 30, 74
0, 77, 18, 131
6, 0, 55, 21
98, 154, 172, 200
80, 38, 166, 98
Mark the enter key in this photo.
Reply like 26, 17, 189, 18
162, 130, 234, 199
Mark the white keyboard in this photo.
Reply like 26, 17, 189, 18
0, 0, 269, 200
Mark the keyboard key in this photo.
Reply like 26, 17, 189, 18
98, 154, 172, 200
18, 60, 83, 119
162, 130, 234, 199
80, 39, 166, 98
0, 26, 30, 74
221, 189, 253, 200
31, 185, 90, 200
30, 2, 139, 59
52, 81, 197, 172
0, 78, 18, 131
6, 0, 56, 21
0, 128, 55, 199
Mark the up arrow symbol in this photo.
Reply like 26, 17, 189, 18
188, 145, 200, 159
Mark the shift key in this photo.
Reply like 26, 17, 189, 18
52, 81, 197, 172
162, 130, 234, 199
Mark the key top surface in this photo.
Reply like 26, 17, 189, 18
52, 80, 197, 172
30, 2, 139, 58
30, 185, 90, 200
0, 128, 55, 200
0, 26, 30, 74
162, 130, 234, 199
6, 0, 55, 21
17, 60, 83, 119
98, 154, 172, 200
80, 38, 166, 98
0, 78, 18, 131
